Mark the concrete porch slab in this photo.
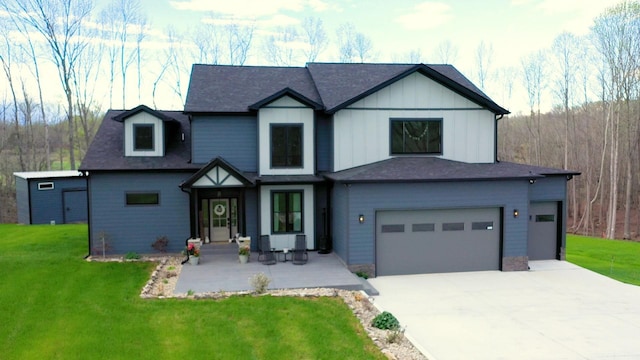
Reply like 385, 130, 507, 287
174, 242, 371, 294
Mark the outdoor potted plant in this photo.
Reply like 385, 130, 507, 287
238, 245, 250, 264
185, 243, 200, 265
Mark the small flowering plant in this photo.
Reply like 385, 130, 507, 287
238, 245, 250, 256
185, 243, 200, 257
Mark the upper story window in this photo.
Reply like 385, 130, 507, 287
271, 124, 302, 168
390, 119, 442, 155
134, 124, 154, 151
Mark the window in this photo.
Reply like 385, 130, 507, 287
271, 124, 302, 167
272, 191, 303, 233
472, 221, 494, 230
442, 222, 464, 231
535, 214, 555, 222
412, 223, 435, 232
381, 224, 405, 233
391, 119, 442, 155
126, 192, 159, 205
134, 124, 154, 151
37, 182, 54, 190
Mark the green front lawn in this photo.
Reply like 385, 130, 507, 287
567, 234, 640, 286
0, 224, 384, 360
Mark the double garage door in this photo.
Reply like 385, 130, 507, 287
376, 208, 501, 276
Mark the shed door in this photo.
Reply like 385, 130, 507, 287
376, 208, 501, 276
63, 190, 88, 223
528, 202, 559, 260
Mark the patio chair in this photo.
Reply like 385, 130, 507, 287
292, 234, 308, 265
258, 235, 276, 265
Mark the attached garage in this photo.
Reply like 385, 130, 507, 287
527, 202, 560, 260
376, 207, 501, 276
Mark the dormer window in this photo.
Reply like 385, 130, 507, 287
271, 124, 302, 168
134, 124, 154, 151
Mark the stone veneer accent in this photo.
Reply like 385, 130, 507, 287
559, 247, 566, 260
349, 263, 375, 278
502, 256, 529, 271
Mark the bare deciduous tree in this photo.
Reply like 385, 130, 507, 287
301, 17, 328, 62
5, 0, 94, 170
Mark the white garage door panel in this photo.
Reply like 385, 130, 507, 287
376, 208, 500, 275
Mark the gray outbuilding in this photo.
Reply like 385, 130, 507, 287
14, 171, 88, 225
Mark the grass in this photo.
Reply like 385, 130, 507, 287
0, 224, 385, 360
567, 234, 640, 286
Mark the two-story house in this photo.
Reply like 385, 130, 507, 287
80, 63, 578, 276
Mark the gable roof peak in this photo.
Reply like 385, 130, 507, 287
111, 104, 178, 123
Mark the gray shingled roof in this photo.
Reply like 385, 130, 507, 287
324, 157, 579, 183
184, 63, 510, 115
184, 64, 322, 113
79, 109, 199, 171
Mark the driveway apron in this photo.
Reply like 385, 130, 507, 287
368, 261, 640, 360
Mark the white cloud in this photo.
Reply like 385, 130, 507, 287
169, 0, 306, 18
394, 2, 453, 30
537, 0, 621, 34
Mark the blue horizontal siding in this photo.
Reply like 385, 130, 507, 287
191, 115, 257, 171
344, 180, 530, 265
331, 184, 349, 262
529, 176, 567, 201
15, 177, 30, 224
89, 172, 191, 254
28, 177, 87, 225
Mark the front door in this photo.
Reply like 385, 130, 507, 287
209, 198, 238, 242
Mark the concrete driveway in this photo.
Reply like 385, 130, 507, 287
368, 261, 640, 360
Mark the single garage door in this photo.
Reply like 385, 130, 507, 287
376, 208, 501, 275
527, 202, 559, 260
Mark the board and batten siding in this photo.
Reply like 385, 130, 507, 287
259, 184, 315, 250
124, 112, 164, 157
316, 114, 333, 172
258, 96, 315, 175
15, 176, 30, 224
341, 180, 529, 265
191, 115, 257, 171
89, 172, 191, 254
333, 72, 496, 172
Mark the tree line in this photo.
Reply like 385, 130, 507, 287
1, 0, 640, 241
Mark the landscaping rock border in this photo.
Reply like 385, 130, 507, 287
92, 255, 427, 359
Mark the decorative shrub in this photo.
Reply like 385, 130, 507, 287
355, 271, 369, 279
125, 252, 141, 260
249, 272, 271, 294
371, 311, 400, 330
152, 236, 169, 253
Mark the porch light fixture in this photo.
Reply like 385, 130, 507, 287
513, 209, 519, 218
358, 214, 365, 224
529, 179, 536, 184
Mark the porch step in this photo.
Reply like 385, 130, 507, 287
201, 242, 238, 255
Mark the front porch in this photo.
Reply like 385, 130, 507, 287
174, 242, 373, 294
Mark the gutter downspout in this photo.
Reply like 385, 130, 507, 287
494, 114, 504, 162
